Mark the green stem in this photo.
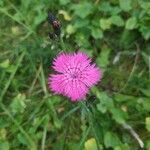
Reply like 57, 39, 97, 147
41, 125, 47, 150
80, 101, 101, 150
78, 126, 91, 150
60, 36, 66, 51
61, 105, 80, 121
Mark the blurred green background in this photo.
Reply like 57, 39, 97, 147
0, 0, 150, 149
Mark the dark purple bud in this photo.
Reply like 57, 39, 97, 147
48, 12, 61, 37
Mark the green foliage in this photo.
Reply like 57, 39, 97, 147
100, 18, 112, 30
96, 45, 111, 69
0, 59, 10, 69
110, 15, 124, 27
146, 141, 150, 150
84, 138, 103, 150
71, 2, 93, 19
119, 0, 132, 12
96, 91, 114, 113
91, 28, 103, 39
104, 131, 121, 148
0, 140, 9, 150
9, 93, 27, 114
0, 0, 149, 149
125, 17, 137, 30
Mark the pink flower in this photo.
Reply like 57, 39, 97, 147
48, 52, 102, 101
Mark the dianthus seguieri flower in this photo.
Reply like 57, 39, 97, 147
48, 52, 102, 101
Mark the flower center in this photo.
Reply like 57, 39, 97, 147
70, 73, 78, 79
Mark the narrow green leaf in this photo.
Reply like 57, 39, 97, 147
145, 117, 150, 132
